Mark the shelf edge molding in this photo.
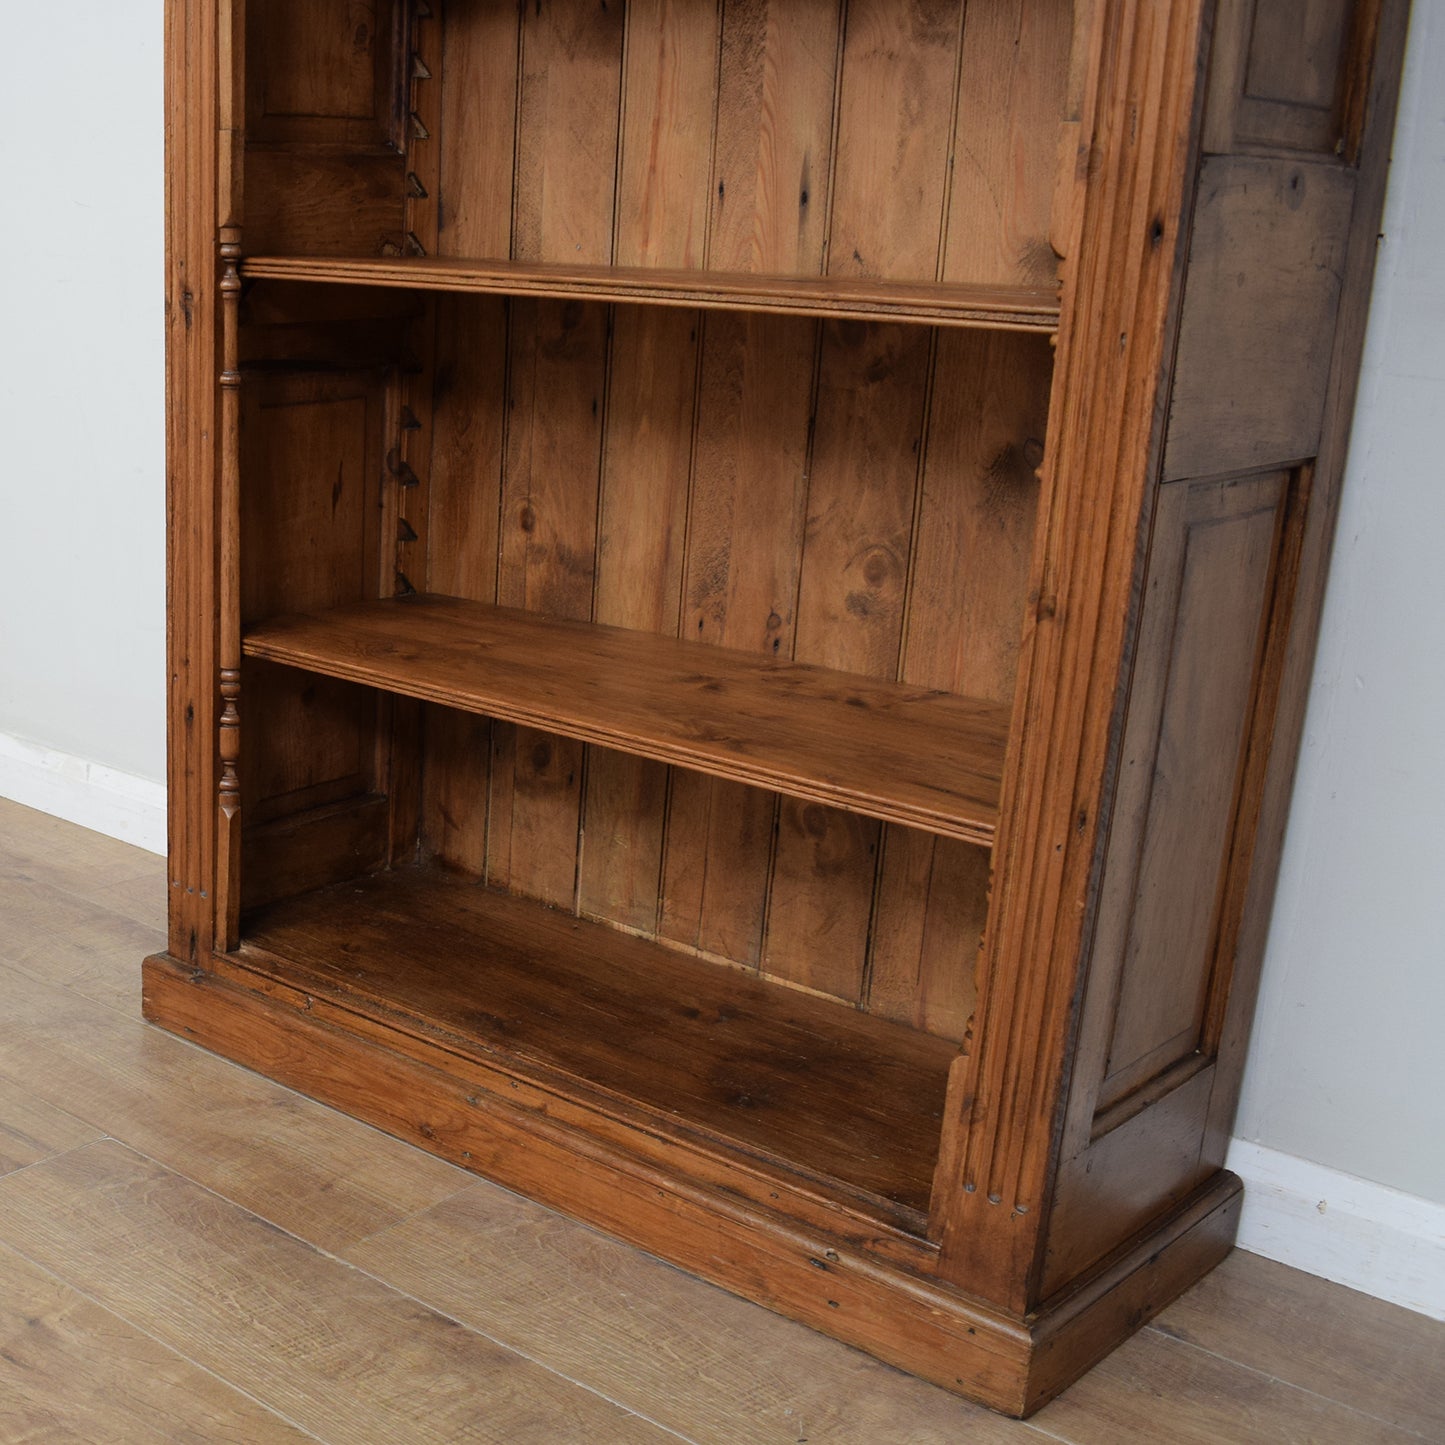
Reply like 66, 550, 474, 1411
242, 594, 1009, 846
240, 254, 1062, 332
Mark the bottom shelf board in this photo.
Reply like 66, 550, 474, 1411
236, 865, 957, 1218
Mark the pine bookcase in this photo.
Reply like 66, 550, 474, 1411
147, 0, 1408, 1414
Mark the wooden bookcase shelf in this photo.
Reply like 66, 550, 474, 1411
243, 594, 1010, 846
240, 255, 1062, 332
152, 0, 1406, 1417
233, 864, 955, 1222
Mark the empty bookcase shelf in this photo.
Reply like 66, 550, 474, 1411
243, 594, 1011, 846
239, 255, 1062, 332
230, 864, 956, 1221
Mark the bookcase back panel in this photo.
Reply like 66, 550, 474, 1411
239, 0, 1075, 285
406, 295, 1051, 1035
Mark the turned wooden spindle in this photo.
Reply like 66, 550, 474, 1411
215, 230, 243, 947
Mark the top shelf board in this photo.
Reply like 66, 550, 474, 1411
243, 594, 1010, 847
240, 255, 1062, 332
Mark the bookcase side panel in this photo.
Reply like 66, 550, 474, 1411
1038, 0, 1410, 1305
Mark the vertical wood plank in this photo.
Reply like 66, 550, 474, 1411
614, 0, 722, 270
513, 0, 626, 266
486, 0, 623, 906
944, 0, 1074, 287
827, 0, 964, 281
489, 298, 608, 904
868, 329, 1051, 1039
762, 321, 931, 1000
436, 1, 520, 260
578, 0, 719, 931
422, 0, 520, 872
659, 311, 815, 965
659, 0, 839, 967
421, 296, 509, 873
709, 0, 841, 275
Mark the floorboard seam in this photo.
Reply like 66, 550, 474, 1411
107, 1139, 704, 1445
0, 1231, 331, 1444
1140, 1323, 1436, 1442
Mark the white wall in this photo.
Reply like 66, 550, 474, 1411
0, 3, 1440, 1310
0, 8, 166, 786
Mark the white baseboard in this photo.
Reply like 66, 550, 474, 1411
1227, 1139, 1445, 1320
0, 732, 166, 856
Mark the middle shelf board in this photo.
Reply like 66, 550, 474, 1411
240, 255, 1062, 332
243, 594, 1010, 846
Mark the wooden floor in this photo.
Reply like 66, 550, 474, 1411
1, 798, 1440, 1443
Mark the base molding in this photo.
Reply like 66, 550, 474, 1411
0, 731, 165, 854
1228, 1139, 1445, 1321
143, 949, 1241, 1416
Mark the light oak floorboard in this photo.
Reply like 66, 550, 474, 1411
0, 958, 470, 1252
1151, 1249, 1445, 1441
1029, 1326, 1427, 1445
0, 1074, 99, 1176
0, 797, 161, 901
0, 1238, 317, 1444
0, 1140, 677, 1445
347, 1178, 1048, 1445
0, 865, 162, 1014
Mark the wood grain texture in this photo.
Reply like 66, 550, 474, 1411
0, 1141, 674, 1445
0, 862, 163, 1016
1031, 1324, 1424, 1445
236, 863, 954, 1215
658, 308, 819, 965
244, 594, 1009, 844
154, 0, 1412, 1414
165, 0, 221, 965
827, 0, 962, 281
0, 1240, 313, 1444
0, 959, 466, 1252
241, 254, 1062, 329
1152, 1250, 1445, 1442
146, 954, 1250, 1419
763, 320, 930, 1000
1203, 0, 1371, 156
0, 1078, 98, 1177
1164, 155, 1356, 480
579, 2, 715, 934
944, 0, 1075, 287
579, 307, 698, 930
488, 297, 606, 905
436, 0, 520, 258
346, 1178, 1047, 1445
709, 0, 840, 275
1049, 472, 1289, 1183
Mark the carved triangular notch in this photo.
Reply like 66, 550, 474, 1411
410, 112, 430, 141
412, 55, 432, 80
400, 406, 422, 432
397, 517, 419, 543
406, 172, 429, 199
